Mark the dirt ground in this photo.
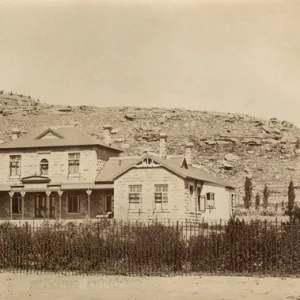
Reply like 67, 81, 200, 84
0, 272, 299, 300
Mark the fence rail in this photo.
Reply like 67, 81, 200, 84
0, 218, 300, 276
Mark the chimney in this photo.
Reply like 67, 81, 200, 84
185, 142, 194, 166
103, 124, 112, 146
159, 132, 167, 158
11, 128, 20, 140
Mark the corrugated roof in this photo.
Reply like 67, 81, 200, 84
0, 127, 122, 152
95, 153, 234, 189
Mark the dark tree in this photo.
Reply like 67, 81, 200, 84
255, 193, 261, 210
286, 180, 296, 220
263, 184, 270, 210
243, 177, 253, 209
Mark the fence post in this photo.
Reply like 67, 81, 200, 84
175, 220, 179, 274
25, 222, 29, 273
264, 220, 267, 274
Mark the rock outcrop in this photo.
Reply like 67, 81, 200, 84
0, 91, 300, 196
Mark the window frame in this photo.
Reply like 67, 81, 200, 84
128, 185, 142, 211
197, 187, 206, 212
67, 195, 81, 213
105, 195, 113, 212
154, 184, 169, 211
12, 195, 22, 214
206, 192, 216, 208
9, 155, 21, 177
68, 152, 80, 175
40, 158, 49, 176
189, 185, 195, 211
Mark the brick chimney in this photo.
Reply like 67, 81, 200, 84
103, 124, 112, 146
11, 128, 20, 140
159, 133, 167, 158
185, 142, 194, 166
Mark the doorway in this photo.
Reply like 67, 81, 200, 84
49, 195, 56, 219
104, 195, 113, 213
35, 193, 46, 218
35, 193, 56, 218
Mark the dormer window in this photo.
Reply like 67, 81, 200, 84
40, 159, 49, 175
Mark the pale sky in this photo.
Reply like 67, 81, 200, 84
0, 0, 300, 125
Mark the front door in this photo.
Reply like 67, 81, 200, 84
35, 193, 56, 218
35, 193, 46, 218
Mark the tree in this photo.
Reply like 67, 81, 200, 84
286, 180, 296, 220
255, 193, 261, 210
263, 184, 270, 210
296, 138, 300, 149
243, 177, 253, 209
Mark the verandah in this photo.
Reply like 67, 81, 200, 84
2, 188, 113, 220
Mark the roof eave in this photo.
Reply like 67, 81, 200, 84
0, 143, 123, 152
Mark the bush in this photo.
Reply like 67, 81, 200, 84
1, 219, 300, 276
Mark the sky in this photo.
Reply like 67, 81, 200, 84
0, 0, 300, 125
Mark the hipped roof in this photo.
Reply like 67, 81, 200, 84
0, 127, 122, 152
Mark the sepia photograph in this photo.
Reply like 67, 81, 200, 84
0, 0, 300, 299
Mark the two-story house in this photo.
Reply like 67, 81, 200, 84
0, 125, 122, 220
0, 126, 236, 222
95, 133, 236, 222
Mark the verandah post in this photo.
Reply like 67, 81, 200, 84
86, 189, 92, 219
9, 191, 14, 220
21, 190, 26, 221
57, 190, 63, 221
45, 190, 51, 219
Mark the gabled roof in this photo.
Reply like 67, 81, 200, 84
95, 153, 234, 189
95, 156, 140, 182
0, 127, 122, 152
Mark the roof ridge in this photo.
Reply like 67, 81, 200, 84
110, 156, 140, 160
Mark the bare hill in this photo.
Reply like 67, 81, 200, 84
0, 91, 299, 196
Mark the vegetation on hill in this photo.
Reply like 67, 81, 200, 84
1, 91, 300, 198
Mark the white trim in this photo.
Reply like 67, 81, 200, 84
154, 184, 169, 211
9, 154, 22, 177
128, 184, 143, 211
67, 152, 81, 176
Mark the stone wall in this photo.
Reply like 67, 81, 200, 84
0, 146, 118, 184
114, 167, 185, 221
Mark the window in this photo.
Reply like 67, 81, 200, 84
40, 159, 49, 175
231, 194, 239, 208
206, 192, 215, 208
68, 195, 80, 213
129, 185, 142, 210
68, 153, 80, 175
154, 184, 168, 211
189, 186, 194, 210
12, 196, 22, 214
9, 155, 21, 176
197, 187, 206, 212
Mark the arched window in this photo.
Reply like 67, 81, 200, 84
40, 159, 49, 175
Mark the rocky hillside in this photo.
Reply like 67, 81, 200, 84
0, 91, 300, 197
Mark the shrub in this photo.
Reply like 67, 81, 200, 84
1, 220, 300, 276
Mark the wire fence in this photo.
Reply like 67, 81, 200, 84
0, 218, 300, 276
